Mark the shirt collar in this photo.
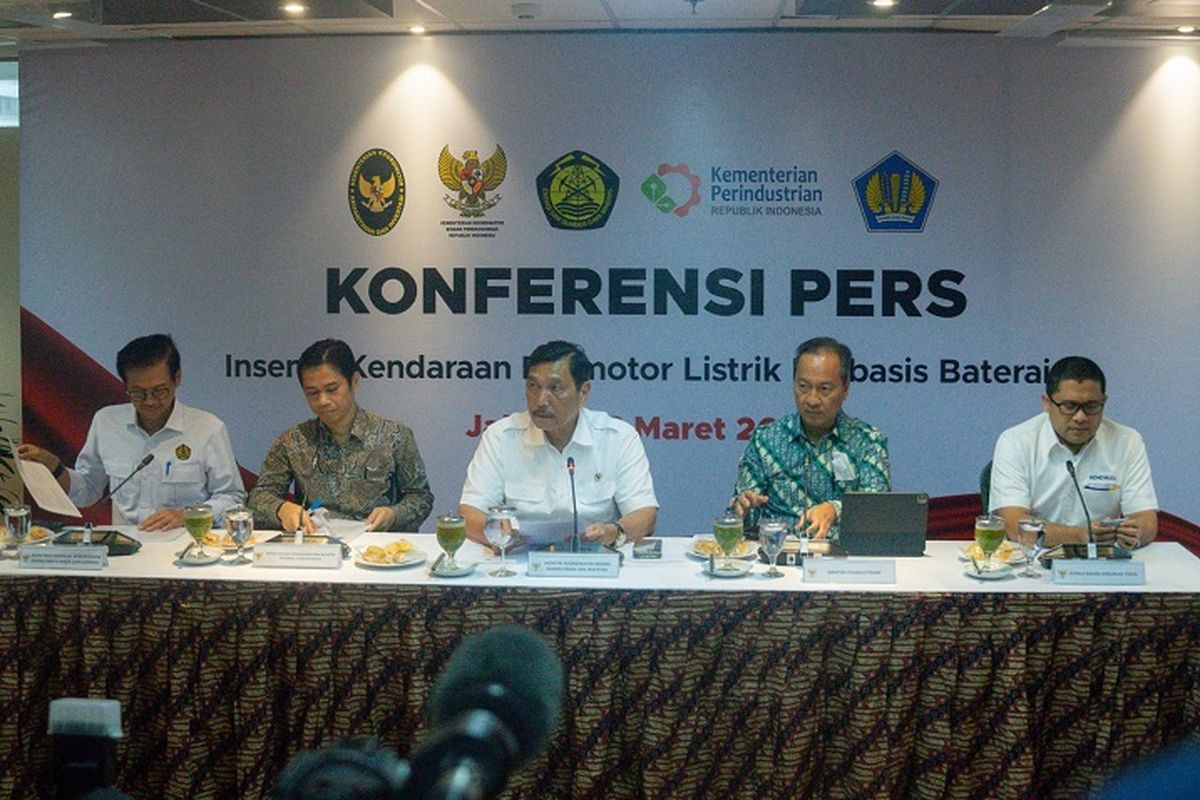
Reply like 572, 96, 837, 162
519, 408, 594, 450
788, 410, 845, 445
316, 408, 367, 445
124, 400, 186, 435
1038, 412, 1097, 460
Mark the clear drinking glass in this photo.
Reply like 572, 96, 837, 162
1014, 517, 1043, 578
759, 517, 788, 578
184, 504, 213, 558
225, 505, 254, 565
713, 509, 744, 572
436, 512, 467, 570
974, 514, 1006, 570
4, 504, 31, 554
485, 505, 517, 578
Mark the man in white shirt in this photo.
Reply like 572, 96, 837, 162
19, 334, 245, 529
459, 340, 658, 548
989, 356, 1157, 549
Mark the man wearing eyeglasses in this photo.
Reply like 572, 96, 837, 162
730, 336, 891, 540
18, 334, 245, 530
989, 356, 1157, 549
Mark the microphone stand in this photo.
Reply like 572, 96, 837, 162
566, 457, 580, 553
83, 454, 155, 542
1065, 459, 1096, 558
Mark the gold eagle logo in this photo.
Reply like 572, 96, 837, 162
357, 172, 397, 213
438, 144, 507, 217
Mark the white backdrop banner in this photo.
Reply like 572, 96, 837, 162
19, 34, 1200, 530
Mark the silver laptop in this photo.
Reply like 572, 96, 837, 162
838, 492, 928, 557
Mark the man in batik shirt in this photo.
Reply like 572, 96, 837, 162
731, 337, 890, 540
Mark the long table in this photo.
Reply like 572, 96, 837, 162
2, 533, 1199, 799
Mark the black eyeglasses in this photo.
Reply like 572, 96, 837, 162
1048, 397, 1105, 416
126, 386, 172, 403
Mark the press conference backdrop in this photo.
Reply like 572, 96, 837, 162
17, 34, 1200, 532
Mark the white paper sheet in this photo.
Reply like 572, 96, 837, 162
7, 437, 82, 518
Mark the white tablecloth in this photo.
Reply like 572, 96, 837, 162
4, 528, 1198, 594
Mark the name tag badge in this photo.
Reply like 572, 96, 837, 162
1052, 559, 1145, 585
804, 558, 895, 584
19, 544, 108, 571
831, 452, 857, 482
254, 543, 343, 569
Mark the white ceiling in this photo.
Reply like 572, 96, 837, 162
0, 0, 1198, 55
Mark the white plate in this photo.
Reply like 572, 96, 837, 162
354, 548, 428, 569
688, 534, 757, 561
431, 561, 475, 578
176, 549, 221, 566
958, 543, 1027, 566
204, 533, 259, 551
704, 558, 754, 578
964, 563, 1014, 580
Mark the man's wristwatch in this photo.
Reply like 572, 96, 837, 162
612, 522, 628, 548
51, 461, 66, 479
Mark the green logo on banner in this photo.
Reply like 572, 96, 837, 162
641, 163, 701, 218
536, 151, 619, 230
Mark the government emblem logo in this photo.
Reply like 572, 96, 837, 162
439, 144, 507, 217
175, 444, 191, 461
536, 151, 619, 230
853, 151, 937, 232
349, 149, 405, 236
641, 162, 701, 218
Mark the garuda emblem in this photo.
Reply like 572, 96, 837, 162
358, 172, 396, 213
348, 149, 405, 236
438, 144, 507, 217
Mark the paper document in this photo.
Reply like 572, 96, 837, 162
6, 438, 82, 518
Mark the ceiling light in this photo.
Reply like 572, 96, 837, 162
871, 0, 897, 8
409, 24, 426, 34
51, 11, 72, 19
1179, 26, 1196, 34
281, 3, 307, 13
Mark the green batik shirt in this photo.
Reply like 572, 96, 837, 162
732, 411, 891, 538
248, 409, 434, 531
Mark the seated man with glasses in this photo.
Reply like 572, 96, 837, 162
730, 336, 891, 540
18, 334, 245, 530
989, 355, 1157, 549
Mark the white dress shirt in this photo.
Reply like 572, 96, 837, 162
459, 407, 658, 543
67, 400, 246, 524
989, 413, 1157, 526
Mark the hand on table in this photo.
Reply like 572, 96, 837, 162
277, 501, 314, 534
138, 508, 186, 531
799, 502, 837, 540
364, 506, 396, 532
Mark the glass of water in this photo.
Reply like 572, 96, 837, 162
485, 505, 517, 578
225, 506, 254, 565
759, 517, 789, 578
1014, 517, 1043, 578
4, 504, 31, 555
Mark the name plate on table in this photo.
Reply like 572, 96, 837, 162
1052, 559, 1145, 586
527, 551, 621, 578
253, 543, 343, 569
804, 558, 895, 584
19, 544, 108, 571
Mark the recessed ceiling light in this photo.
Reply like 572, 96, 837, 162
410, 24, 426, 34
871, 0, 897, 8
281, 3, 307, 13
1179, 26, 1196, 34
51, 11, 72, 19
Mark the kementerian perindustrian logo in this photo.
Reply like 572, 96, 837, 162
853, 151, 938, 233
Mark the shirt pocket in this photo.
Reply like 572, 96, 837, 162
503, 481, 546, 517
161, 462, 206, 507
102, 459, 136, 506
577, 479, 618, 523
362, 460, 395, 506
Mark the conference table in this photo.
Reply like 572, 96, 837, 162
1, 530, 1198, 799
